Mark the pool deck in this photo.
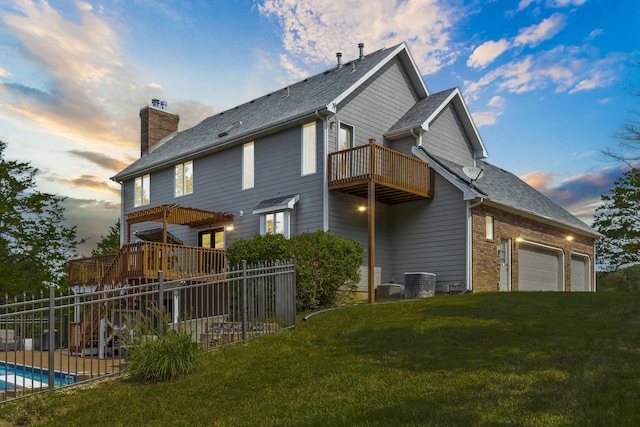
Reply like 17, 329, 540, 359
1, 350, 123, 381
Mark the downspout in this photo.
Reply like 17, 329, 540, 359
466, 197, 484, 292
410, 127, 423, 147
317, 110, 330, 231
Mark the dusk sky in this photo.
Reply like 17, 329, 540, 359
0, 0, 638, 256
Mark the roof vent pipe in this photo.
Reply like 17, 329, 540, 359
358, 43, 365, 60
151, 99, 160, 108
160, 101, 167, 110
336, 52, 343, 68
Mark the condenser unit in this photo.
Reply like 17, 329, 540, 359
404, 272, 436, 299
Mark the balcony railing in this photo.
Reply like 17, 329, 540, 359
328, 143, 434, 204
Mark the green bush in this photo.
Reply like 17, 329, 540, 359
227, 231, 364, 311
226, 233, 292, 267
289, 231, 363, 310
127, 330, 204, 382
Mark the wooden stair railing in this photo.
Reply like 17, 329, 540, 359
72, 243, 227, 354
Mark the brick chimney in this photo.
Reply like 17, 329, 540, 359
140, 99, 179, 156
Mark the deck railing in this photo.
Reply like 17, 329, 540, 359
328, 143, 433, 198
69, 243, 227, 288
68, 254, 117, 287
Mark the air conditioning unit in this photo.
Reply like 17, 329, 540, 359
404, 272, 436, 299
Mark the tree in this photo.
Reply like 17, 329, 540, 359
593, 168, 640, 271
92, 218, 121, 256
0, 140, 83, 296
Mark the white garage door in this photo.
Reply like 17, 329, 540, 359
570, 254, 590, 292
518, 245, 563, 291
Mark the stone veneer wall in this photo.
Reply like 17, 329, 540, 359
471, 203, 596, 292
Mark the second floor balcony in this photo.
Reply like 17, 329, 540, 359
328, 141, 434, 204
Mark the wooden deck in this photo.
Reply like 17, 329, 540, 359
328, 141, 434, 204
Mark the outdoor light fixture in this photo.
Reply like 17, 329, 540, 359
516, 237, 524, 242
226, 224, 234, 231
358, 206, 366, 212
566, 235, 574, 241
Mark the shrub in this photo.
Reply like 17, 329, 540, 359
226, 233, 292, 267
126, 330, 204, 382
11, 393, 52, 425
123, 305, 204, 382
289, 231, 363, 310
226, 231, 363, 311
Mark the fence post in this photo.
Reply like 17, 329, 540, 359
158, 271, 164, 336
242, 260, 247, 343
48, 285, 55, 390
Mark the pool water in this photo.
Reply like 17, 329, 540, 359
0, 362, 76, 390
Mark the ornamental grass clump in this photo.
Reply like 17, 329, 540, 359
127, 329, 204, 383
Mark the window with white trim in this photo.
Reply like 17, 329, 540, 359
134, 174, 150, 207
486, 215, 494, 240
339, 122, 354, 150
253, 194, 299, 239
265, 211, 286, 236
243, 141, 254, 190
174, 160, 193, 197
302, 122, 316, 175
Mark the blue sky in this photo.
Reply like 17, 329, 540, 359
0, 0, 638, 255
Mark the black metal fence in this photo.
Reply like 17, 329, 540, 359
0, 259, 296, 403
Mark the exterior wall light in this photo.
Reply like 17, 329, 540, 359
358, 206, 366, 212
226, 225, 234, 232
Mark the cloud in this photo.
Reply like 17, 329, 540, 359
467, 39, 510, 69
472, 111, 502, 127
521, 164, 630, 223
258, 0, 465, 76
463, 46, 625, 100
517, 0, 587, 12
488, 95, 506, 108
67, 150, 135, 172
514, 13, 566, 47
62, 174, 121, 195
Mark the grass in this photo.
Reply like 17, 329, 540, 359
2, 292, 640, 426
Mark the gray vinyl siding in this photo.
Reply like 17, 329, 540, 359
423, 104, 475, 166
121, 121, 325, 248
389, 173, 467, 286
329, 57, 420, 152
327, 192, 393, 281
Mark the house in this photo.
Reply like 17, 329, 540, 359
103, 42, 598, 298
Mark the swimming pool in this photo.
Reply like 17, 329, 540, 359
0, 362, 77, 390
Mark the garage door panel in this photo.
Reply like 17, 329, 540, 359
518, 245, 562, 291
571, 255, 589, 292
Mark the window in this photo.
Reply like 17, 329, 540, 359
302, 122, 316, 175
486, 215, 494, 240
243, 142, 254, 190
339, 122, 354, 150
134, 174, 150, 207
175, 160, 193, 197
265, 211, 285, 235
199, 229, 225, 249
253, 194, 299, 239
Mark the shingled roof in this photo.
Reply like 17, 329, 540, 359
113, 42, 427, 181
418, 148, 599, 237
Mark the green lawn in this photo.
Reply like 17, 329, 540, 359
4, 292, 640, 426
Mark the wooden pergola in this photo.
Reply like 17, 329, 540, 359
126, 204, 233, 243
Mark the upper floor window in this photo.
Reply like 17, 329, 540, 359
243, 141, 254, 190
175, 160, 193, 197
302, 122, 316, 175
134, 174, 150, 207
339, 122, 354, 151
